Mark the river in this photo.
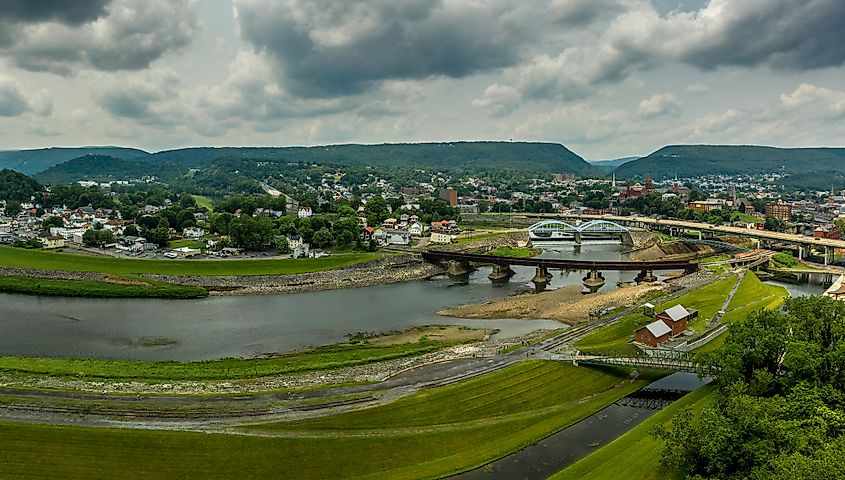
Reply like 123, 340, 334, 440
1, 244, 650, 361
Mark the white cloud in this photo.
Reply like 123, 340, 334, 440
638, 92, 682, 118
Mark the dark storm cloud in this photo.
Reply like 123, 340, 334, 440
0, 0, 111, 25
235, 0, 543, 97
682, 0, 845, 70
0, 0, 198, 73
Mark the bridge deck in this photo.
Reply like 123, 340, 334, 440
422, 250, 697, 271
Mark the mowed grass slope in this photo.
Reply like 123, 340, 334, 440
0, 342, 454, 381
576, 276, 738, 354
551, 385, 715, 480
0, 362, 652, 480
0, 245, 380, 276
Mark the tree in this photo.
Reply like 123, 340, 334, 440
275, 236, 291, 253
4, 200, 21, 216
228, 216, 274, 251
653, 296, 845, 479
123, 224, 140, 237
146, 227, 170, 248
82, 229, 113, 247
764, 215, 787, 232
41, 216, 64, 231
364, 196, 389, 226
312, 227, 334, 248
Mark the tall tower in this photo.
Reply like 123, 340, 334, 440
612, 172, 616, 189
645, 175, 653, 191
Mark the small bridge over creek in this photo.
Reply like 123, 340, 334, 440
549, 350, 712, 375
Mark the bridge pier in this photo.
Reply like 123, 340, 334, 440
636, 269, 658, 283
582, 269, 606, 289
824, 246, 833, 265
798, 245, 805, 260
488, 263, 515, 281
532, 267, 551, 285
446, 260, 475, 277
574, 231, 582, 245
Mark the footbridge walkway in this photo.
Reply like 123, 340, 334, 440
551, 350, 710, 374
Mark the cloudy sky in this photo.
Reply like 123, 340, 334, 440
0, 0, 843, 159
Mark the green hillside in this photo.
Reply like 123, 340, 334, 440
0, 169, 43, 202
35, 155, 163, 184
0, 147, 150, 175
147, 142, 600, 175
615, 145, 845, 180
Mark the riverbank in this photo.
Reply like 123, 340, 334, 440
0, 273, 207, 299
439, 282, 663, 324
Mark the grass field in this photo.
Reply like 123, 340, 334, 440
0, 276, 207, 299
191, 195, 214, 211
0, 341, 453, 382
0, 246, 380, 276
486, 245, 540, 258
551, 385, 715, 480
575, 276, 738, 354
167, 239, 207, 250
0, 362, 652, 479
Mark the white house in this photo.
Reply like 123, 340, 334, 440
408, 222, 423, 237
298, 207, 313, 218
288, 235, 303, 249
384, 229, 411, 246
430, 232, 452, 244
183, 227, 205, 239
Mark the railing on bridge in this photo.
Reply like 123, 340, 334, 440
557, 349, 712, 374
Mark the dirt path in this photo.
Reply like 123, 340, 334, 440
439, 282, 663, 325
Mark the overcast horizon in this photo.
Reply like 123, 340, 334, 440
1, 0, 844, 159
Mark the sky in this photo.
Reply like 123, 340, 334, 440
0, 0, 843, 160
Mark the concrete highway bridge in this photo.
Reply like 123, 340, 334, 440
421, 249, 698, 286
541, 213, 844, 264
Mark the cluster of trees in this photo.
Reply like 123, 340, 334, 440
0, 168, 42, 203
207, 211, 365, 251
654, 296, 845, 478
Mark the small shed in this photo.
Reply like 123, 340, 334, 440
642, 303, 655, 317
636, 320, 673, 347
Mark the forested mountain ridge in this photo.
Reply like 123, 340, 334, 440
35, 155, 164, 184
614, 145, 845, 180
0, 142, 601, 177
0, 147, 150, 175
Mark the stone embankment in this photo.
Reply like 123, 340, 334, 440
624, 241, 717, 262
0, 266, 106, 282
147, 254, 446, 295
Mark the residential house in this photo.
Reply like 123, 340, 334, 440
360, 227, 375, 243
292, 242, 310, 259
40, 234, 65, 249
183, 226, 206, 239
288, 235, 303, 249
635, 320, 673, 347
298, 207, 313, 218
408, 222, 423, 237
384, 229, 411, 246
429, 231, 452, 244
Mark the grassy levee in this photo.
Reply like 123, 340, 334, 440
693, 273, 789, 353
0, 245, 380, 276
0, 276, 207, 299
551, 385, 716, 480
0, 342, 451, 382
0, 362, 653, 479
575, 276, 737, 355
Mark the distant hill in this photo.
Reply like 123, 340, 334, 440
588, 156, 639, 173
615, 145, 845, 180
0, 142, 601, 177
35, 155, 162, 184
147, 142, 601, 175
0, 168, 43, 202
0, 147, 150, 175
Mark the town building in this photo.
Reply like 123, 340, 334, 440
656, 304, 697, 336
765, 200, 792, 221
813, 224, 842, 240
429, 232, 452, 244
687, 200, 724, 212
438, 188, 458, 207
